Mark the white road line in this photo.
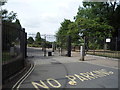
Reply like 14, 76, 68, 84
12, 63, 35, 90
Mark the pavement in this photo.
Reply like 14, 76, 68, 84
4, 47, 119, 89
28, 49, 119, 69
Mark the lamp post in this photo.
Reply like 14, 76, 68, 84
0, 0, 7, 89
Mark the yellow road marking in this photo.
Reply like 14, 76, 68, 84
47, 78, 61, 88
32, 80, 49, 89
66, 75, 77, 85
31, 69, 114, 89
74, 74, 88, 81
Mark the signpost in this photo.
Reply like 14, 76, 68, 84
105, 38, 111, 50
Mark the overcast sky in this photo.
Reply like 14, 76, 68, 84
3, 0, 83, 35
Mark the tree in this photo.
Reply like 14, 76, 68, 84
27, 37, 34, 44
75, 1, 120, 37
35, 32, 41, 45
68, 22, 80, 46
2, 9, 17, 23
56, 19, 72, 36
56, 1, 118, 50
2, 9, 22, 50
73, 2, 120, 49
0, 0, 7, 6
56, 19, 72, 49
56, 1, 120, 50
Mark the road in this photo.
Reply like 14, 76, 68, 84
17, 47, 119, 89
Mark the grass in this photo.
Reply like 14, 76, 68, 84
2, 52, 12, 63
86, 50, 120, 59
27, 44, 41, 47
2, 51, 18, 63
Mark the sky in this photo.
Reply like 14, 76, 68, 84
2, 0, 83, 36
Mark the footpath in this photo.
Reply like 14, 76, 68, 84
34, 51, 119, 70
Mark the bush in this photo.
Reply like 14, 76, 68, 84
28, 44, 41, 47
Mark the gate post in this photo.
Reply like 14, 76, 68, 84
80, 46, 85, 61
0, 15, 2, 90
52, 42, 54, 52
22, 28, 25, 59
25, 32, 27, 58
44, 35, 46, 56
20, 28, 25, 67
67, 35, 71, 57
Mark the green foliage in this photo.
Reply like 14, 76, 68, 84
2, 9, 17, 23
27, 37, 34, 44
76, 2, 120, 37
56, 19, 72, 47
28, 44, 41, 47
2, 20, 22, 51
2, 9, 22, 51
56, 1, 120, 50
46, 41, 52, 48
35, 32, 41, 45
0, 0, 7, 6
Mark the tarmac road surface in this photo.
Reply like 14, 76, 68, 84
17, 47, 119, 89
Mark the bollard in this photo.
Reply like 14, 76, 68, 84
80, 46, 84, 61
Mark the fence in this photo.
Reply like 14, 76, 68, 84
85, 36, 120, 59
56, 35, 72, 57
56, 34, 120, 59
27, 33, 120, 59
2, 22, 27, 83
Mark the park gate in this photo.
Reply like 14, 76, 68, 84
27, 34, 72, 57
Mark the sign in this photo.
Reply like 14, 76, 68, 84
106, 38, 111, 42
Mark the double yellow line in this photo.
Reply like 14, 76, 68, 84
12, 63, 35, 90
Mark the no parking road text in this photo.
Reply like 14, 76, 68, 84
31, 69, 114, 89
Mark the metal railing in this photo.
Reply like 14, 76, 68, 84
2, 22, 27, 83
85, 37, 120, 59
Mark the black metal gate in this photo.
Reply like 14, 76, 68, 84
27, 34, 58, 57
27, 33, 74, 58
2, 22, 27, 83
